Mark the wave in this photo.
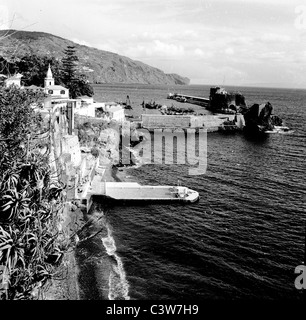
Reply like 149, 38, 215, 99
102, 225, 130, 300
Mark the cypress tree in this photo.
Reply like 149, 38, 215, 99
61, 46, 78, 85
61, 46, 94, 99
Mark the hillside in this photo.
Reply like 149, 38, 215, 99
0, 30, 190, 85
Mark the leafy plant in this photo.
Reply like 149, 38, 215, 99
0, 86, 68, 300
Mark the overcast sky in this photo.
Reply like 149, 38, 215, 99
1, 0, 306, 88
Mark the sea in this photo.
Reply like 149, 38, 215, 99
76, 84, 306, 300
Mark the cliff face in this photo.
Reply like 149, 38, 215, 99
0, 30, 190, 85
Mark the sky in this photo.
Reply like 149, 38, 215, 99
1, 0, 306, 88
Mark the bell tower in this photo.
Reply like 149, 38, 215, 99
44, 64, 55, 87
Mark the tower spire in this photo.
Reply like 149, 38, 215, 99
47, 64, 53, 79
45, 64, 55, 87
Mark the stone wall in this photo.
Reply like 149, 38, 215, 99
142, 114, 191, 129
75, 114, 108, 126
141, 114, 236, 131
200, 115, 235, 131
61, 135, 82, 167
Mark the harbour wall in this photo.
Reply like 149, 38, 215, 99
141, 114, 236, 131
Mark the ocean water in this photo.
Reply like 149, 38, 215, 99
76, 84, 306, 300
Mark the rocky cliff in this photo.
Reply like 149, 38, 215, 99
0, 30, 190, 85
243, 102, 283, 134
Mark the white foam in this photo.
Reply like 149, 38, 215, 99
102, 225, 130, 300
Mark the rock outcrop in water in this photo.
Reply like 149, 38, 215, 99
243, 102, 283, 134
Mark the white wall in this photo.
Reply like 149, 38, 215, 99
74, 104, 96, 117
44, 88, 69, 98
110, 109, 125, 123
5, 79, 21, 88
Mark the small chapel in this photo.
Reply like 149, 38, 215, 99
44, 64, 69, 99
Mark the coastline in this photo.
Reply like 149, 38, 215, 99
45, 123, 140, 300
44, 202, 82, 300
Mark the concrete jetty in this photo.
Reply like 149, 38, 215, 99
78, 173, 199, 212
167, 93, 210, 106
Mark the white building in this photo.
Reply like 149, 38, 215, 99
104, 104, 125, 123
5, 73, 23, 88
44, 64, 69, 99
74, 98, 125, 122
75, 96, 96, 117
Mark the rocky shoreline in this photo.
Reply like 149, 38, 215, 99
44, 160, 135, 299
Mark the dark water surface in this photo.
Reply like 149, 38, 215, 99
76, 84, 306, 300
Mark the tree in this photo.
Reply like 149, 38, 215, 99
61, 46, 94, 99
67, 74, 94, 99
17, 55, 62, 87
61, 46, 78, 86
0, 56, 17, 76
0, 55, 63, 88
0, 86, 46, 173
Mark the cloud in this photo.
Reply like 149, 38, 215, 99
256, 51, 287, 61
131, 29, 199, 43
194, 48, 204, 56
3, 0, 306, 88
260, 33, 291, 43
212, 0, 301, 5
71, 38, 93, 47
225, 47, 235, 55
0, 4, 9, 29
127, 40, 185, 58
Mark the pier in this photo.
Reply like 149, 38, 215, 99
168, 93, 210, 106
78, 173, 199, 212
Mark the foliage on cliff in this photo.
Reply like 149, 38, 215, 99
0, 30, 190, 85
61, 46, 94, 99
0, 46, 94, 99
0, 86, 67, 300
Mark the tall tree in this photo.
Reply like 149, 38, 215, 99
61, 46, 94, 99
61, 46, 78, 85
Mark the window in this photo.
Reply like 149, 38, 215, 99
48, 90, 53, 94
49, 82, 52, 85
60, 90, 66, 95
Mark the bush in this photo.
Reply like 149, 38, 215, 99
0, 86, 67, 300
91, 147, 99, 158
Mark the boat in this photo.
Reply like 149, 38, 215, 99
176, 96, 187, 103
169, 186, 199, 203
167, 93, 176, 99
265, 126, 294, 134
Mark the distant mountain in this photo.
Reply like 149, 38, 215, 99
0, 30, 190, 85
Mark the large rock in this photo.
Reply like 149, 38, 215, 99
243, 102, 275, 134
258, 102, 273, 127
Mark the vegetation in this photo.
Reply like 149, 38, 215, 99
0, 46, 94, 99
61, 46, 93, 99
0, 86, 68, 300
62, 46, 78, 85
